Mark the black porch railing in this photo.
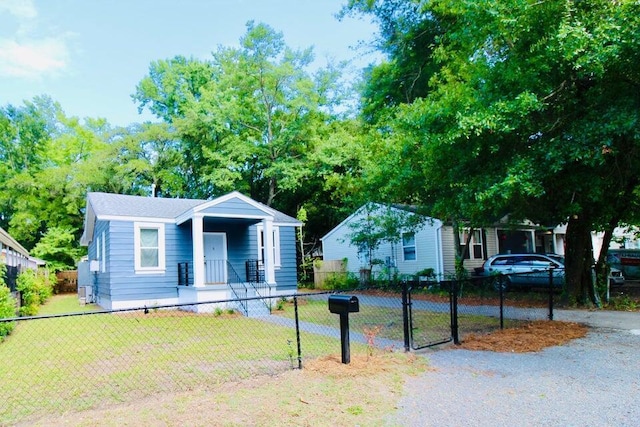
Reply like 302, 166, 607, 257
226, 262, 248, 315
177, 262, 192, 286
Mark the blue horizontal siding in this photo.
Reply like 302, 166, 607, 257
275, 226, 298, 291
200, 198, 268, 218
90, 216, 298, 304
106, 221, 183, 302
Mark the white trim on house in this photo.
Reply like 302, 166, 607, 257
97, 215, 176, 224
133, 222, 166, 274
257, 224, 281, 268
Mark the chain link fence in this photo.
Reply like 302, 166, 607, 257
0, 291, 406, 424
0, 278, 557, 424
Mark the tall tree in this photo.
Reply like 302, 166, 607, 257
349, 0, 640, 304
133, 21, 348, 208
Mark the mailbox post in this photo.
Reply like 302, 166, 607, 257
328, 295, 360, 364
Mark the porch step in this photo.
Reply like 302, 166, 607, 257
231, 287, 270, 317
246, 298, 271, 317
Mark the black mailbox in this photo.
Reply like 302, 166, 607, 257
328, 295, 359, 314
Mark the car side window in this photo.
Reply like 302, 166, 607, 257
513, 256, 531, 266
529, 256, 551, 268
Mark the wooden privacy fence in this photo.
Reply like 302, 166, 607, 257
55, 270, 78, 294
313, 259, 347, 288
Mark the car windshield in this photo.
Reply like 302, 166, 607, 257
547, 255, 565, 265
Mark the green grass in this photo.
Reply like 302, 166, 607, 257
37, 293, 103, 315
0, 295, 340, 424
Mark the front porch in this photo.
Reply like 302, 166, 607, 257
177, 260, 272, 316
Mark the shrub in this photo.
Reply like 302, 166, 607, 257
0, 264, 17, 339
16, 269, 54, 316
0, 285, 16, 339
323, 272, 359, 290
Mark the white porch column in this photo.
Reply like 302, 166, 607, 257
263, 218, 276, 284
192, 214, 205, 287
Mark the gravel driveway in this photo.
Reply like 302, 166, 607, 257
388, 311, 640, 427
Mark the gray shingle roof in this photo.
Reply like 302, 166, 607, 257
87, 192, 204, 219
86, 192, 300, 224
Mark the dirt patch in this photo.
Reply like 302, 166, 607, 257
304, 351, 426, 378
458, 320, 588, 353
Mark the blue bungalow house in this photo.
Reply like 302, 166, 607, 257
79, 191, 302, 313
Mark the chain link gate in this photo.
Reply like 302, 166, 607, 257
403, 280, 454, 350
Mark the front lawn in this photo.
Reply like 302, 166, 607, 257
0, 294, 340, 424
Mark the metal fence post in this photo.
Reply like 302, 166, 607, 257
499, 274, 505, 329
451, 280, 460, 345
294, 296, 302, 369
548, 266, 555, 321
402, 279, 410, 352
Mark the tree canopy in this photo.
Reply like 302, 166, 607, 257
346, 0, 640, 302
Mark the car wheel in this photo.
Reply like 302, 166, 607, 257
493, 276, 510, 292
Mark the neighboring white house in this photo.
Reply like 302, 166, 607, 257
592, 225, 640, 258
321, 204, 567, 280
321, 204, 445, 279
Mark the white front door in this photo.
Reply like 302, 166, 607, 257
203, 233, 227, 284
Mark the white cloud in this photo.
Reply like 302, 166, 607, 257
0, 37, 69, 78
0, 0, 37, 19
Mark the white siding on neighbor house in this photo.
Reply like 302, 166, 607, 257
321, 206, 443, 278
441, 226, 498, 276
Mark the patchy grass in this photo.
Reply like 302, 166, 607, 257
31, 351, 428, 427
0, 295, 339, 424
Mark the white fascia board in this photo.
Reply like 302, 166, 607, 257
176, 211, 272, 225
320, 204, 369, 242
80, 204, 96, 246
194, 191, 274, 216
96, 215, 176, 224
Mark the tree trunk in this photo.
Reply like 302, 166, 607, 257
564, 215, 597, 306
451, 220, 472, 280
594, 224, 616, 302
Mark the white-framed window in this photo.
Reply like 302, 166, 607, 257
257, 225, 281, 268
402, 232, 417, 261
460, 229, 484, 260
134, 222, 166, 273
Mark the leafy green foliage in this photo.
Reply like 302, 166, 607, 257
0, 264, 17, 339
31, 227, 83, 272
349, 0, 640, 304
16, 269, 54, 316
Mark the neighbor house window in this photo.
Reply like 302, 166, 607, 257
134, 223, 165, 273
460, 229, 484, 260
257, 225, 281, 268
402, 232, 417, 261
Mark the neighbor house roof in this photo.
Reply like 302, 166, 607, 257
0, 226, 30, 258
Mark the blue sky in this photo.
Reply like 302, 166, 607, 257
0, 0, 379, 127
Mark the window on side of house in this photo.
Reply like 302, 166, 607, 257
134, 222, 166, 273
257, 225, 281, 268
402, 232, 417, 261
460, 229, 484, 260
